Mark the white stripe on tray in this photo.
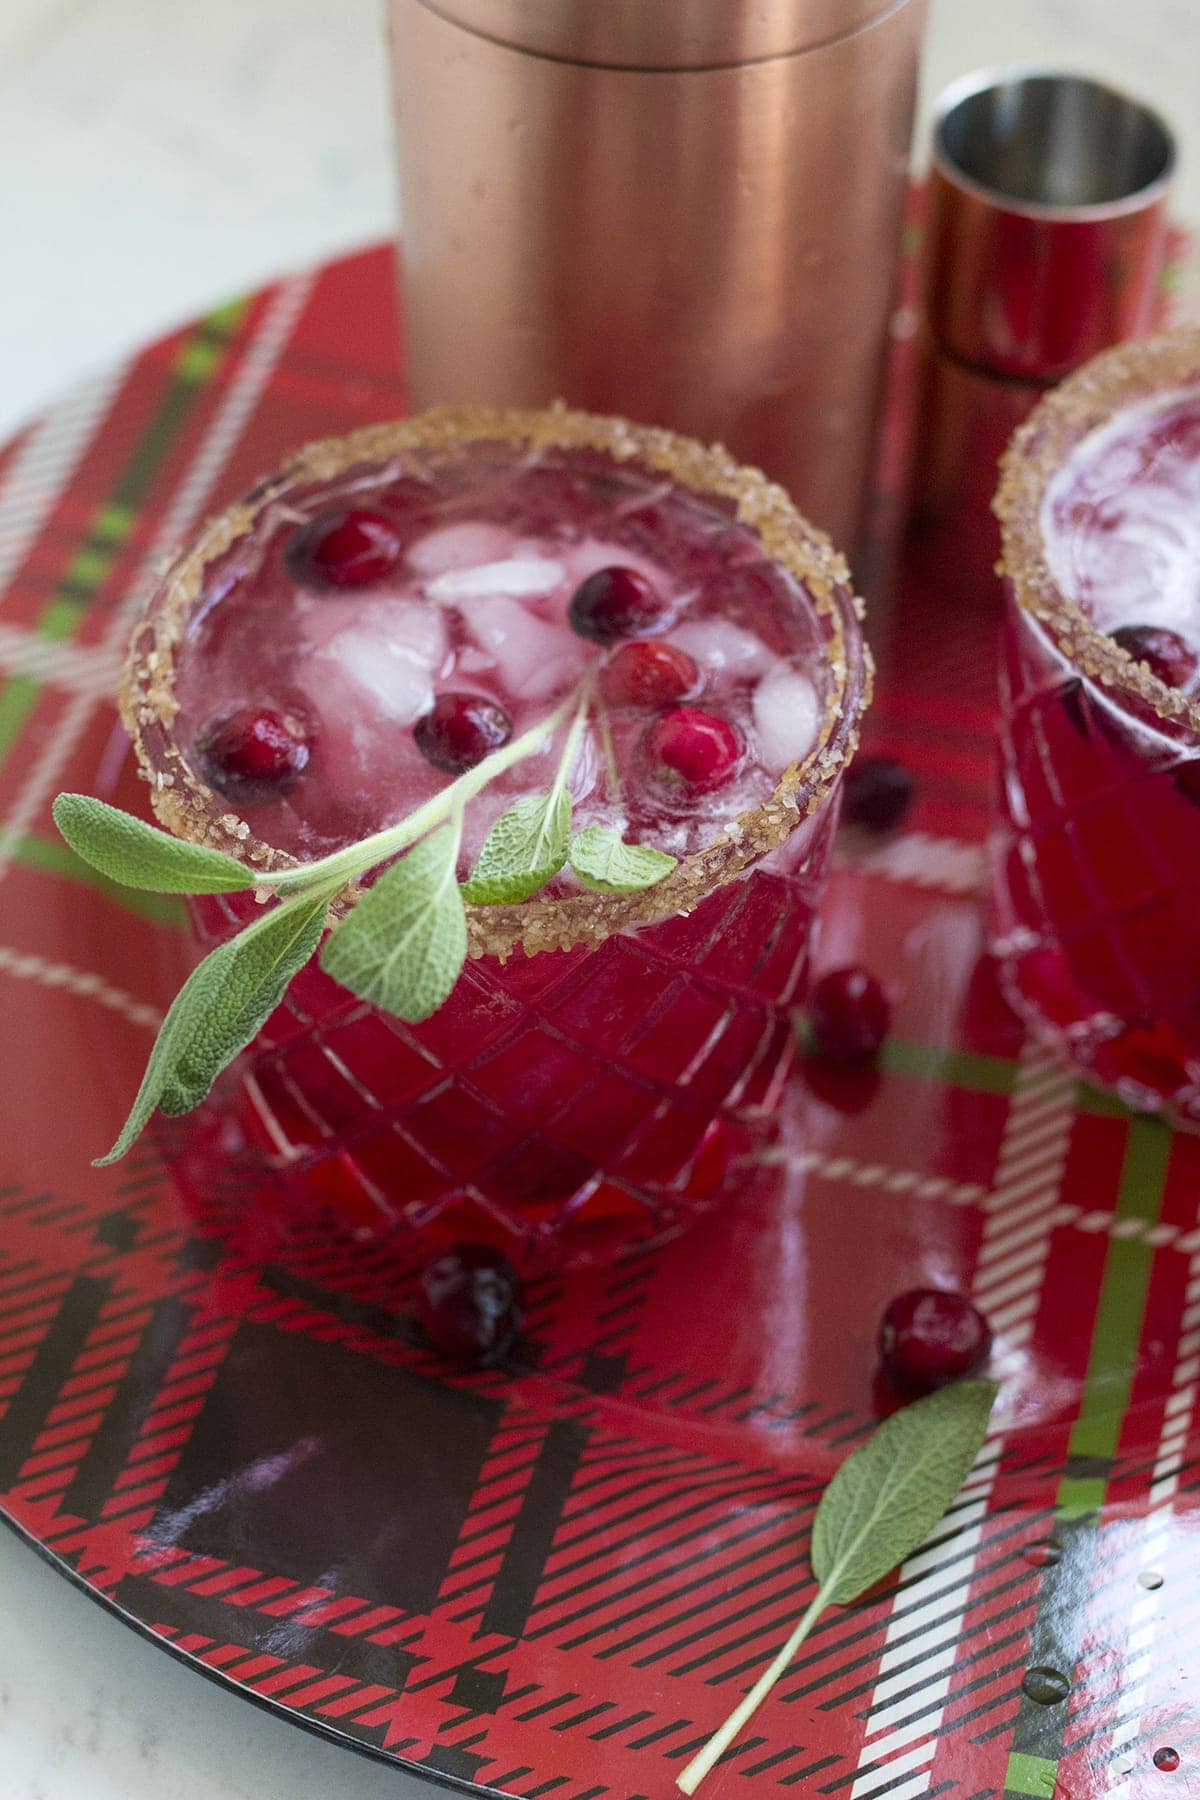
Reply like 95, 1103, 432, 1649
845, 1041, 1076, 1800
0, 622, 120, 696
0, 943, 162, 1029
0, 269, 315, 889
0, 364, 126, 604
1104, 1252, 1200, 1797
837, 831, 987, 896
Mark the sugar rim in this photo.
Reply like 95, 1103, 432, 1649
994, 324, 1200, 731
120, 402, 871, 959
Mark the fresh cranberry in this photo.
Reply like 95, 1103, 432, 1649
1110, 624, 1199, 692
285, 507, 402, 589
1058, 676, 1091, 737
196, 707, 311, 804
807, 966, 891, 1063
601, 640, 699, 710
414, 1244, 524, 1368
1174, 760, 1200, 807
879, 1288, 992, 1394
414, 692, 513, 775
568, 566, 669, 644
640, 707, 743, 796
843, 755, 915, 831
801, 1057, 882, 1116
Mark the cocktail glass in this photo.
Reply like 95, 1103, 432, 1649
991, 326, 1200, 1118
122, 406, 869, 1265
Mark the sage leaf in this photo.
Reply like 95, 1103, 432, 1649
54, 793, 256, 895
320, 826, 466, 1022
96, 888, 331, 1165
568, 825, 676, 894
677, 1379, 997, 1795
460, 791, 571, 904
811, 1378, 996, 1604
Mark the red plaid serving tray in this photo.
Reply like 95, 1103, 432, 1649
2, 240, 1200, 1800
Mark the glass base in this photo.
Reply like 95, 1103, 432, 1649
991, 933, 1200, 1130
154, 1093, 773, 1281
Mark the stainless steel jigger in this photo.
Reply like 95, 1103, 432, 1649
910, 68, 1177, 597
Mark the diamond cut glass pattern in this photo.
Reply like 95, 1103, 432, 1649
992, 602, 1200, 1118
180, 824, 832, 1265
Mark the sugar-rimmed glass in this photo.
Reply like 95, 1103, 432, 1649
992, 327, 1200, 1117
122, 405, 869, 1264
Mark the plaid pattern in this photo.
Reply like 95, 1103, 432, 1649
1, 237, 1199, 1799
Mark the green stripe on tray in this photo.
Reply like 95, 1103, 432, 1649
14, 830, 187, 927
879, 1033, 1147, 1120
0, 298, 247, 764
878, 1036, 1018, 1094
1056, 1114, 1173, 1519
1003, 1751, 1058, 1798
997, 1112, 1172, 1789
1074, 1083, 1135, 1118
0, 676, 40, 762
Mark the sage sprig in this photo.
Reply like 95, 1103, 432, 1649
95, 882, 338, 1164
52, 794, 259, 895
569, 825, 677, 894
677, 1379, 997, 1794
320, 820, 468, 1021
56, 675, 677, 1161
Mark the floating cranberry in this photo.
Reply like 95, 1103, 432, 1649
196, 707, 311, 804
1110, 624, 1199, 693
285, 507, 402, 589
415, 1244, 524, 1368
640, 707, 743, 796
568, 566, 669, 644
1154, 1748, 1181, 1773
601, 640, 699, 710
807, 966, 891, 1063
414, 692, 513, 775
843, 755, 915, 831
879, 1289, 992, 1394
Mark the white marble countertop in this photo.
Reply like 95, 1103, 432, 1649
1, 1, 1196, 1795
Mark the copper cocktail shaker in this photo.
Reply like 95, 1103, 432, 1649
388, 0, 927, 555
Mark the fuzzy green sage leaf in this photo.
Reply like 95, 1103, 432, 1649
811, 1377, 997, 1603
568, 825, 676, 894
54, 793, 257, 895
460, 791, 571, 905
321, 825, 467, 1022
96, 886, 333, 1164
677, 1379, 997, 1794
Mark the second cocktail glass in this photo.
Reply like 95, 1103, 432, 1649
992, 327, 1200, 1118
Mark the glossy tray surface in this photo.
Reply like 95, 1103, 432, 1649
2, 244, 1200, 1798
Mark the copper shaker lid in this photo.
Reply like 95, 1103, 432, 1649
411, 0, 908, 66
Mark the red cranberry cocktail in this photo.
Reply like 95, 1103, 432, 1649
121, 406, 868, 1263
992, 327, 1200, 1118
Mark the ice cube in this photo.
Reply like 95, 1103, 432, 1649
671, 618, 772, 677
315, 603, 447, 727
465, 594, 590, 701
427, 557, 566, 603
752, 665, 821, 773
407, 522, 518, 576
302, 596, 445, 661
561, 536, 672, 595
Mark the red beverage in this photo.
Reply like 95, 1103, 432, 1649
122, 407, 867, 1264
992, 328, 1200, 1117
